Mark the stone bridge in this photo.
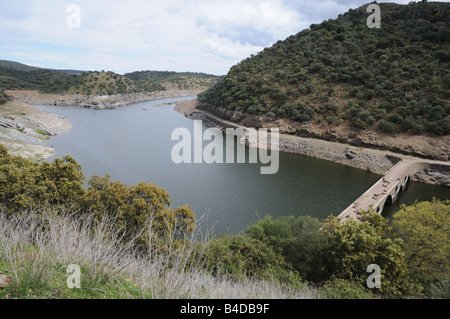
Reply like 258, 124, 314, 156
338, 159, 450, 222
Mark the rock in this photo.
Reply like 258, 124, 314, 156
351, 137, 363, 147
0, 275, 13, 288
345, 151, 356, 159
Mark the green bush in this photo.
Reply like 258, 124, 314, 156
378, 120, 397, 133
0, 90, 11, 105
392, 199, 450, 291
244, 215, 330, 282
204, 234, 302, 287
429, 272, 450, 299
0, 144, 85, 211
320, 278, 374, 299
321, 212, 421, 296
81, 174, 195, 249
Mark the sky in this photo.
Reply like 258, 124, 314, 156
0, 0, 445, 75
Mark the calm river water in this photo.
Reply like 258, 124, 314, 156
33, 97, 449, 234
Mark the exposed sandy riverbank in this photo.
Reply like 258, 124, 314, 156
174, 99, 450, 186
0, 99, 71, 160
7, 89, 203, 109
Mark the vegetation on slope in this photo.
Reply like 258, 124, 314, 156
124, 70, 224, 90
199, 2, 450, 136
0, 67, 162, 95
0, 60, 43, 72
0, 60, 223, 96
1, 144, 448, 299
0, 89, 11, 105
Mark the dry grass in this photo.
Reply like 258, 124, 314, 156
0, 209, 319, 299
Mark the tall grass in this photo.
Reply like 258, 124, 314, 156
0, 209, 319, 299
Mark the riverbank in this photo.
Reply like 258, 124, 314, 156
174, 99, 450, 187
0, 99, 71, 160
7, 89, 204, 110
0, 90, 203, 160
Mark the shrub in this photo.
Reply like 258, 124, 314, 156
203, 234, 302, 287
244, 215, 329, 282
81, 174, 195, 250
429, 272, 450, 299
378, 120, 397, 133
0, 144, 85, 211
392, 199, 450, 291
320, 278, 374, 299
0, 90, 11, 105
321, 212, 420, 296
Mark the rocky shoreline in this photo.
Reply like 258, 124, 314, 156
0, 99, 72, 160
194, 103, 449, 162
1, 94, 448, 187
175, 99, 450, 186
7, 89, 204, 110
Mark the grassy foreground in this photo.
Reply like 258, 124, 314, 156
0, 210, 319, 299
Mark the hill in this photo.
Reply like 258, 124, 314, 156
0, 60, 43, 72
124, 70, 224, 91
198, 2, 450, 137
0, 66, 162, 95
0, 60, 222, 95
0, 60, 85, 75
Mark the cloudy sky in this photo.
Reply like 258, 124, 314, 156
0, 0, 443, 75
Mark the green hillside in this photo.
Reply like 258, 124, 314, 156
199, 2, 450, 136
62, 71, 163, 95
0, 60, 43, 71
0, 60, 221, 95
0, 66, 77, 92
124, 70, 224, 90
0, 66, 162, 94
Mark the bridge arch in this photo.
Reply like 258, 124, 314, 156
401, 175, 411, 191
376, 205, 383, 214
384, 194, 393, 207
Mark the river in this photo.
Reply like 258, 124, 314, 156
33, 96, 449, 234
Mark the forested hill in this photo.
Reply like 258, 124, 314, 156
199, 2, 450, 136
0, 66, 163, 94
0, 61, 223, 95
124, 70, 224, 90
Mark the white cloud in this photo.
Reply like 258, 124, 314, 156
1, 0, 448, 75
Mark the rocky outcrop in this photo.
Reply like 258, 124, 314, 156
413, 169, 450, 188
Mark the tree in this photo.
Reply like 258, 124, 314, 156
321, 212, 420, 295
0, 144, 84, 211
244, 215, 329, 282
204, 234, 302, 286
392, 199, 450, 288
81, 174, 195, 250
38, 156, 85, 206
